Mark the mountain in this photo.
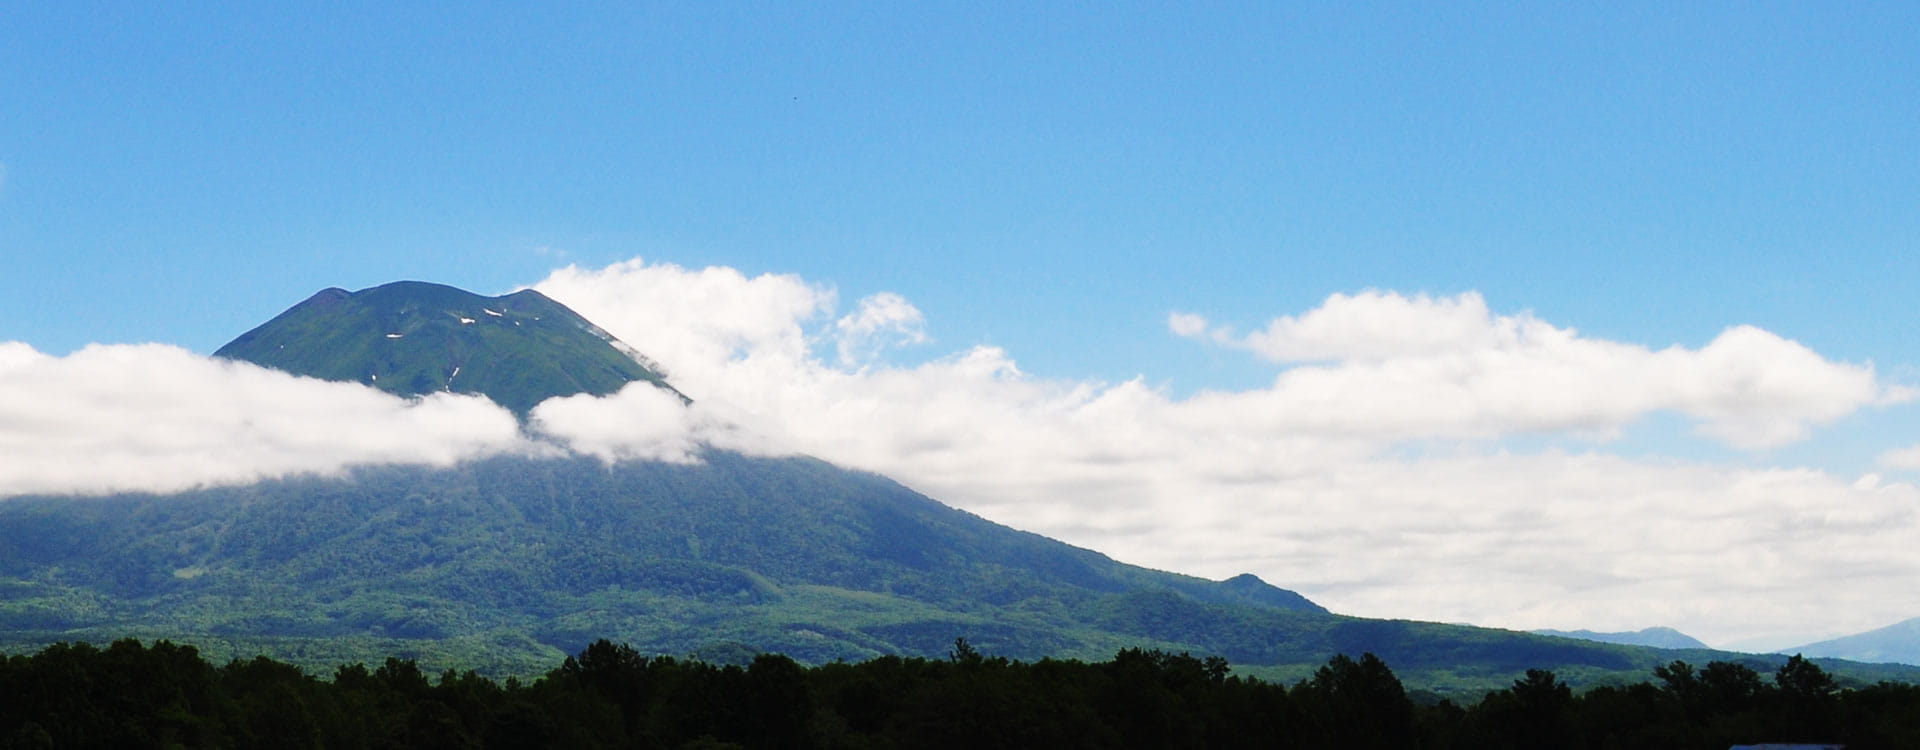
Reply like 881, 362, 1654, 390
214, 281, 680, 414
0, 453, 1330, 664
7, 280, 1919, 694
1787, 617, 1920, 666
0, 453, 1339, 652
1532, 626, 1710, 650
17, 453, 1894, 695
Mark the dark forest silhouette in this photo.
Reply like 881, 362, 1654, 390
5, 638, 1918, 748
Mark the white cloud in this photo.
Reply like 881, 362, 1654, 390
1166, 312, 1209, 338
529, 259, 833, 395
1176, 290, 1508, 362
530, 382, 704, 464
529, 259, 1918, 646
0, 337, 770, 497
0, 342, 530, 496
1174, 291, 1897, 448
3, 259, 1914, 648
529, 380, 785, 464
996, 450, 1920, 650
1879, 443, 1920, 471
834, 292, 928, 367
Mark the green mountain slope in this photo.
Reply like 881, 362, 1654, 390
214, 281, 679, 414
4, 454, 1913, 695
11, 280, 1914, 695
0, 454, 1314, 662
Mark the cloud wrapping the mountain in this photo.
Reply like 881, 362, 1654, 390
532, 259, 1919, 646
529, 381, 782, 464
4, 258, 1914, 647
0, 342, 527, 496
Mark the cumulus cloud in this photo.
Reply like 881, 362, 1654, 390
0, 342, 529, 496
1173, 291, 1899, 448
528, 260, 832, 393
1166, 311, 1209, 338
1176, 290, 1507, 362
5, 258, 1914, 647
530, 260, 1918, 646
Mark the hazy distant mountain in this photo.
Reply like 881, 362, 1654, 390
1786, 617, 1920, 666
215, 281, 680, 414
1532, 626, 1710, 650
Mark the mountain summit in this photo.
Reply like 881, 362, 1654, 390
7, 283, 1917, 691
215, 281, 679, 414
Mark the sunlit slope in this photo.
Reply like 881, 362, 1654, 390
8, 453, 1913, 693
14, 280, 1916, 692
214, 281, 679, 414
0, 453, 1322, 658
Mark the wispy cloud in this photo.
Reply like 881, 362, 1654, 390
834, 292, 928, 368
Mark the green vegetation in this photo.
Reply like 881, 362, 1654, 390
6, 637, 1919, 749
213, 281, 679, 414
5, 453, 1915, 695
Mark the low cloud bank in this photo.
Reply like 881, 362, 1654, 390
4, 259, 1917, 647
528, 381, 780, 464
535, 261, 1920, 647
0, 342, 528, 496
0, 340, 780, 496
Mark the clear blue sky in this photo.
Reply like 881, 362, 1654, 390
6, 2, 1920, 645
8, 2, 1918, 472
6, 2, 1916, 371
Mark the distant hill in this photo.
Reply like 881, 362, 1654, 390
1532, 626, 1710, 650
1787, 617, 1920, 666
215, 281, 680, 414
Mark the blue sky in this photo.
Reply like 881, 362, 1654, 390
5, 2, 1920, 647
8, 3, 1917, 368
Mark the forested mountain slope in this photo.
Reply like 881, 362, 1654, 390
0, 453, 1320, 664
10, 280, 1916, 694
5, 452, 1913, 694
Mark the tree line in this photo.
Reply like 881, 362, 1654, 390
3, 637, 1918, 749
